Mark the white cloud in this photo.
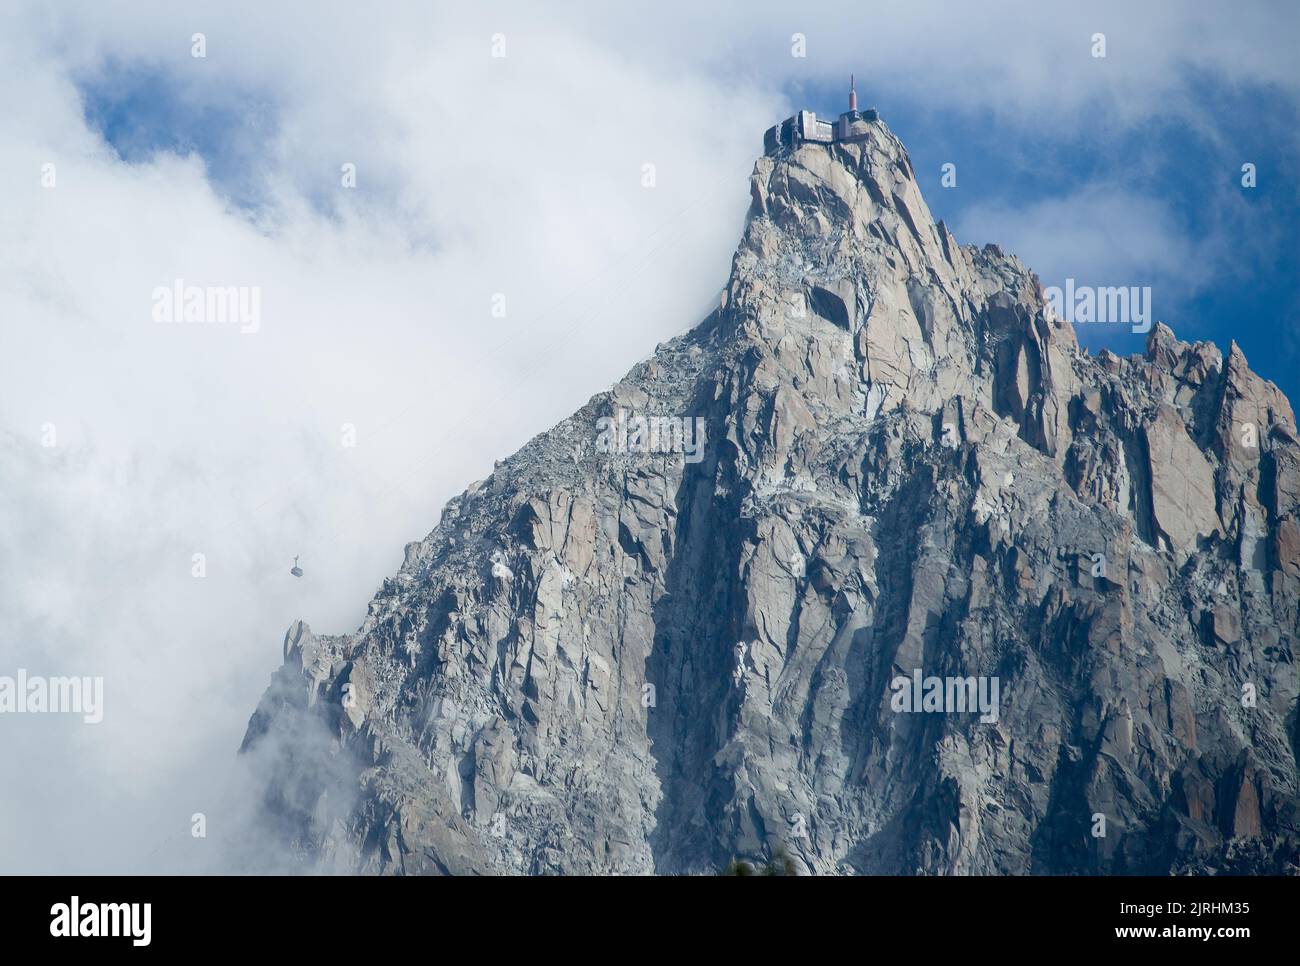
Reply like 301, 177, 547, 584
0, 0, 781, 874
955, 185, 1208, 290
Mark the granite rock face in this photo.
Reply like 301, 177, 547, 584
240, 117, 1300, 875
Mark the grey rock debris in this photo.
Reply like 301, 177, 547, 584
240, 116, 1300, 875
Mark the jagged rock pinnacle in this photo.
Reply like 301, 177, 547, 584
238, 114, 1300, 875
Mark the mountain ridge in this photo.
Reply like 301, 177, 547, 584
239, 112, 1300, 875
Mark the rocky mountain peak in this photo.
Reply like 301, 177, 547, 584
239, 112, 1300, 876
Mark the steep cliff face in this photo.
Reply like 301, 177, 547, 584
240, 117, 1300, 875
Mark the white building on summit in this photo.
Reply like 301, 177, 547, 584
763, 75, 879, 155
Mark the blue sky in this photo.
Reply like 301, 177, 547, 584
79, 62, 278, 211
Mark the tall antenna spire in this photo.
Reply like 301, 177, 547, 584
849, 74, 858, 113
